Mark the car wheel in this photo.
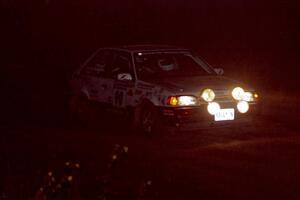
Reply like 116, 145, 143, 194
141, 105, 156, 135
133, 102, 163, 136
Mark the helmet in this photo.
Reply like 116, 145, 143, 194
158, 58, 175, 71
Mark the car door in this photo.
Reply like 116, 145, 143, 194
109, 51, 135, 109
79, 49, 114, 104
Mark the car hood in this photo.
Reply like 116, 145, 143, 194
148, 75, 248, 93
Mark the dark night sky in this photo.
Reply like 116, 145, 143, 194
1, 0, 299, 124
1, 0, 299, 90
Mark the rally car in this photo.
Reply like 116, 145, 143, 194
68, 45, 259, 134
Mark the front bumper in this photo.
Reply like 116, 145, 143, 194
159, 102, 260, 130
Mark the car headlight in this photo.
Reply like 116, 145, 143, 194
201, 88, 215, 102
178, 96, 197, 106
167, 96, 197, 106
232, 87, 245, 100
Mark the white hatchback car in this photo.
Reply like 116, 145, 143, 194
68, 45, 259, 134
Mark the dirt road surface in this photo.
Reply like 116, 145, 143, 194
1, 117, 299, 199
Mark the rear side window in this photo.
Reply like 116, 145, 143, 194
110, 51, 134, 80
80, 50, 112, 78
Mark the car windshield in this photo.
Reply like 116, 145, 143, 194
134, 52, 214, 80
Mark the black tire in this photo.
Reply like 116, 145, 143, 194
133, 101, 163, 136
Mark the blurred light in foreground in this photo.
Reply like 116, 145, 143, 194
75, 163, 80, 168
207, 102, 220, 115
237, 101, 249, 113
67, 176, 73, 182
123, 146, 129, 153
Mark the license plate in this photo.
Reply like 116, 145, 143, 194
214, 108, 235, 121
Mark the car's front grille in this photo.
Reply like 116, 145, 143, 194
213, 89, 233, 103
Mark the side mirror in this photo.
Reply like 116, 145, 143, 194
214, 68, 224, 75
117, 73, 133, 81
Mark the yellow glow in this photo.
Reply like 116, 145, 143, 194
207, 102, 220, 115
169, 96, 178, 106
67, 176, 73, 182
123, 146, 129, 153
254, 93, 258, 98
232, 87, 245, 100
237, 101, 249, 113
201, 88, 215, 102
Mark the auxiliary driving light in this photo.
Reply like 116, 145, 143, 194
232, 87, 245, 100
237, 101, 249, 113
243, 92, 254, 102
201, 88, 215, 102
207, 102, 220, 115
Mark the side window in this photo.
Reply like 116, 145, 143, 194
81, 50, 111, 78
110, 52, 134, 80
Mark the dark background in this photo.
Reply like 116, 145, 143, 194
1, 2, 300, 199
1, 0, 299, 124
